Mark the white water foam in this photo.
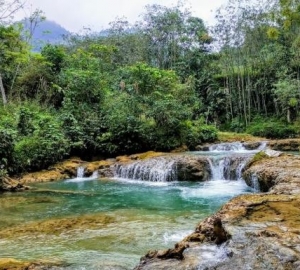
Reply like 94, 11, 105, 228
209, 142, 246, 152
195, 244, 229, 270
179, 180, 250, 199
112, 177, 173, 187
163, 230, 193, 244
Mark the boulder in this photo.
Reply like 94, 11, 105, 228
176, 156, 211, 181
243, 154, 300, 194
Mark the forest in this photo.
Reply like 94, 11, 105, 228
0, 0, 299, 176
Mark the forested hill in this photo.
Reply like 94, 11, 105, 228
21, 19, 69, 51
0, 0, 300, 177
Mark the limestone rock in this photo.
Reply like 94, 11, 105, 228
267, 138, 300, 151
0, 176, 29, 192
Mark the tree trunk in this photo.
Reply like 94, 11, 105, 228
0, 74, 7, 105
287, 108, 291, 123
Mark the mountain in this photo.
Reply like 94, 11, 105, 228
21, 19, 70, 51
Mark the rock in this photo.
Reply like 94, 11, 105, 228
243, 154, 300, 194
243, 141, 262, 150
85, 160, 115, 178
18, 157, 83, 184
176, 156, 211, 181
264, 149, 282, 157
0, 176, 29, 192
213, 217, 229, 245
268, 138, 300, 151
0, 258, 65, 270
195, 144, 210, 151
136, 153, 300, 269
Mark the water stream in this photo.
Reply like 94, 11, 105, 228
0, 142, 264, 269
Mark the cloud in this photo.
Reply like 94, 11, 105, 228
17, 0, 227, 32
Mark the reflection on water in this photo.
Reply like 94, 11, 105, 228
0, 176, 253, 269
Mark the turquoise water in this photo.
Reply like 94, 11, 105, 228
0, 177, 253, 269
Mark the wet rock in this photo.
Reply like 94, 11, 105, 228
141, 242, 189, 262
243, 154, 300, 194
195, 144, 210, 151
136, 153, 300, 269
176, 156, 211, 181
85, 160, 115, 178
242, 141, 262, 150
213, 218, 229, 245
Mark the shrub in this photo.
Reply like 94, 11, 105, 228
13, 115, 70, 173
183, 121, 218, 149
246, 120, 298, 139
0, 129, 14, 173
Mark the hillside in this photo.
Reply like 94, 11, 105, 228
21, 19, 70, 51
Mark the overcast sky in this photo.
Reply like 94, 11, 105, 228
16, 0, 228, 32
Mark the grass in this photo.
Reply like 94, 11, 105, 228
217, 132, 265, 142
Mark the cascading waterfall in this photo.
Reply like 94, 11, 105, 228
209, 142, 246, 152
114, 141, 267, 186
114, 157, 177, 182
207, 154, 251, 181
206, 141, 267, 182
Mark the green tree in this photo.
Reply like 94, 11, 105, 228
0, 24, 28, 104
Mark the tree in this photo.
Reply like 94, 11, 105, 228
0, 24, 28, 104
139, 3, 211, 71
0, 0, 26, 104
0, 0, 24, 24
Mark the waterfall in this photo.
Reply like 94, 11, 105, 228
207, 154, 250, 181
90, 170, 99, 179
249, 173, 260, 192
114, 141, 266, 183
209, 142, 246, 152
65, 167, 99, 183
76, 166, 85, 178
114, 157, 177, 182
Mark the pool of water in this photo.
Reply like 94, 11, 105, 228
0, 177, 253, 269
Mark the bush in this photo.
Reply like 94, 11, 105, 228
183, 121, 218, 149
0, 129, 14, 173
246, 120, 298, 139
13, 114, 70, 173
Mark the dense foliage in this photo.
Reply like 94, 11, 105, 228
0, 0, 299, 174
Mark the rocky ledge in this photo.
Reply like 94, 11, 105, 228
135, 153, 300, 269
0, 258, 66, 270
14, 151, 214, 184
0, 176, 29, 192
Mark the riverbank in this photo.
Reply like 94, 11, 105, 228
5, 138, 300, 187
1, 138, 300, 269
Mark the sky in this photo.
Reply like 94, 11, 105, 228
16, 0, 228, 32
